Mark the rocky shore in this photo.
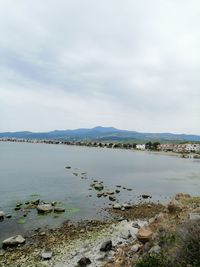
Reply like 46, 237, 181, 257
1, 193, 200, 267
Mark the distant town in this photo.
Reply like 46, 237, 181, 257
1, 138, 200, 158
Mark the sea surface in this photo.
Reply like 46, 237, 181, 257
0, 142, 200, 243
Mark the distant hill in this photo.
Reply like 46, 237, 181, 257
0, 126, 200, 142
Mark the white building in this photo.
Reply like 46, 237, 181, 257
136, 144, 146, 150
185, 144, 200, 152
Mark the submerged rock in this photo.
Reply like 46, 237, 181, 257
3, 235, 25, 248
109, 196, 116, 201
54, 207, 65, 213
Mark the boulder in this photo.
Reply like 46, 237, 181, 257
141, 194, 152, 199
0, 211, 5, 221
31, 199, 40, 205
137, 228, 153, 243
113, 203, 121, 209
109, 196, 116, 201
123, 203, 132, 209
77, 256, 91, 266
100, 240, 112, 252
3, 235, 25, 248
94, 183, 104, 191
54, 207, 65, 213
41, 249, 53, 260
37, 204, 53, 214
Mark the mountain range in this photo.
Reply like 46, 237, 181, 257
1, 126, 200, 142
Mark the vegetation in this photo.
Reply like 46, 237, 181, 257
135, 219, 200, 267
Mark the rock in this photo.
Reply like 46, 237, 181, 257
115, 189, 120, 194
149, 245, 161, 254
109, 196, 116, 201
132, 222, 140, 229
113, 203, 121, 209
65, 166, 71, 169
3, 235, 25, 248
167, 200, 182, 213
123, 203, 132, 209
137, 228, 153, 243
189, 213, 200, 220
175, 193, 191, 200
141, 194, 151, 199
0, 211, 5, 221
54, 207, 65, 213
154, 212, 165, 223
37, 204, 53, 214
6, 214, 12, 219
94, 183, 104, 191
31, 199, 40, 205
100, 240, 112, 252
131, 244, 140, 253
41, 249, 53, 260
77, 256, 91, 266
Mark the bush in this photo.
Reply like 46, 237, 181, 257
175, 219, 200, 266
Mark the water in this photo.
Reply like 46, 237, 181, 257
0, 142, 200, 242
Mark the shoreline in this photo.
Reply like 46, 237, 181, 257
1, 194, 200, 267
1, 139, 199, 160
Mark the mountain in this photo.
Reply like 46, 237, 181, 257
0, 126, 200, 142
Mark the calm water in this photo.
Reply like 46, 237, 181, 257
0, 142, 200, 242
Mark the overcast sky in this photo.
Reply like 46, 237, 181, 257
0, 0, 200, 134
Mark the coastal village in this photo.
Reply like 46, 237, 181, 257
1, 138, 200, 155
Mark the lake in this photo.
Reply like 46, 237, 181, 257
0, 141, 200, 243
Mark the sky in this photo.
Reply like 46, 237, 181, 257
0, 0, 200, 134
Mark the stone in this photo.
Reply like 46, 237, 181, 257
123, 203, 132, 209
131, 244, 140, 253
31, 199, 40, 205
109, 196, 116, 201
167, 200, 182, 213
77, 256, 91, 266
65, 166, 71, 169
41, 249, 53, 260
3, 235, 25, 248
154, 212, 165, 223
94, 183, 104, 191
100, 240, 112, 252
149, 245, 161, 254
37, 204, 53, 214
115, 189, 120, 194
132, 222, 140, 229
54, 207, 65, 213
6, 214, 12, 219
141, 194, 151, 199
0, 211, 5, 221
189, 213, 200, 220
137, 228, 153, 243
113, 203, 121, 209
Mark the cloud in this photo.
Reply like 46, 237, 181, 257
0, 0, 200, 133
